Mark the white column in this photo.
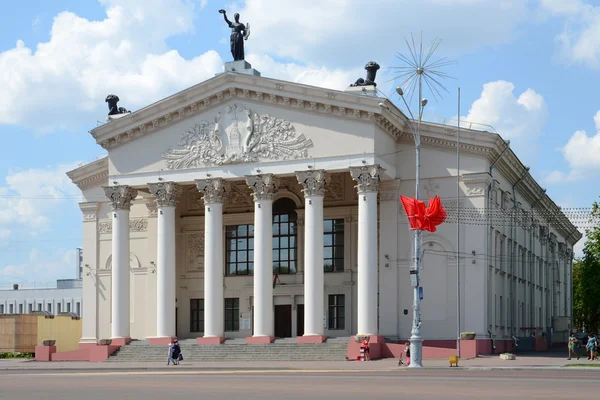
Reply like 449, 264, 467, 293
148, 181, 181, 339
104, 185, 138, 341
246, 174, 279, 339
350, 165, 383, 336
196, 178, 229, 340
296, 170, 330, 339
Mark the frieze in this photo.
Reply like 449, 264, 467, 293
187, 232, 204, 272
162, 104, 313, 169
97, 219, 149, 234
224, 182, 254, 208
324, 173, 345, 201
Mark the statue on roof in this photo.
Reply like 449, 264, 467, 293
105, 94, 130, 116
218, 9, 250, 61
350, 61, 381, 87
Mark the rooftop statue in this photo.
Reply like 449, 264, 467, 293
350, 61, 381, 87
105, 94, 130, 116
218, 9, 250, 61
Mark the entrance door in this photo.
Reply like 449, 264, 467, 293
296, 304, 304, 336
274, 305, 292, 338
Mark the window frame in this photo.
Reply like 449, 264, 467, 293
225, 224, 255, 276
324, 219, 345, 273
225, 298, 239, 332
328, 294, 345, 330
190, 298, 204, 333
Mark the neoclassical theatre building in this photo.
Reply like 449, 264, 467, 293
67, 62, 579, 350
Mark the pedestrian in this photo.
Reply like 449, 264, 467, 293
567, 333, 580, 361
172, 339, 182, 365
405, 342, 411, 366
361, 338, 370, 361
586, 334, 597, 361
167, 339, 175, 366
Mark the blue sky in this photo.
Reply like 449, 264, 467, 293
0, 0, 599, 284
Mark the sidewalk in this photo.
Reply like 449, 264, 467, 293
1, 350, 597, 372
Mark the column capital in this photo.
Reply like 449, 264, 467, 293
349, 164, 384, 194
103, 185, 138, 211
148, 181, 182, 207
196, 178, 230, 204
245, 174, 280, 201
295, 170, 330, 197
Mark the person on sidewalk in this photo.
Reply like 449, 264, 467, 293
167, 339, 175, 366
586, 334, 597, 361
172, 340, 182, 365
568, 333, 580, 361
405, 342, 411, 366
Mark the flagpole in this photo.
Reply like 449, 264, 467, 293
457, 87, 461, 358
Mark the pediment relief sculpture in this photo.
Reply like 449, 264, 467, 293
163, 104, 314, 169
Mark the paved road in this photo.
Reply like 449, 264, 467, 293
0, 369, 597, 399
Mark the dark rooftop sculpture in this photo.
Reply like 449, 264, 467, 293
105, 94, 130, 116
219, 9, 250, 61
350, 61, 381, 87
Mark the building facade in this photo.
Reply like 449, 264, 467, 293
0, 279, 82, 317
67, 65, 579, 347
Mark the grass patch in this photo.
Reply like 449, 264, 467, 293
565, 363, 600, 367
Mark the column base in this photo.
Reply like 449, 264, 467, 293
296, 335, 327, 344
197, 336, 226, 345
35, 345, 56, 361
246, 336, 275, 344
146, 337, 176, 345
110, 337, 132, 346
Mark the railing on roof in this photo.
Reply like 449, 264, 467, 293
396, 108, 498, 133
0, 282, 59, 291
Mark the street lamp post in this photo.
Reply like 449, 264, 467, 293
380, 83, 427, 368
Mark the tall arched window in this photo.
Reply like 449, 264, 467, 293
272, 198, 297, 274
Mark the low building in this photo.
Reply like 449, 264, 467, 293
66, 60, 579, 352
0, 279, 82, 317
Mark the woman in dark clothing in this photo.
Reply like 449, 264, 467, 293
171, 340, 182, 365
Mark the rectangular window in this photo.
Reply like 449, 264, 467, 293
47, 304, 52, 313
37, 304, 42, 311
0, 305, 4, 314
226, 224, 254, 276
57, 303, 62, 314
9, 304, 14, 314
18, 304, 23, 314
225, 298, 239, 332
190, 298, 204, 333
324, 219, 345, 272
499, 295, 503, 327
76, 302, 81, 316
28, 304, 32, 314
67, 303, 71, 313
328, 294, 345, 330
272, 213, 297, 274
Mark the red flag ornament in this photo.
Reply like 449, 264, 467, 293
399, 195, 447, 232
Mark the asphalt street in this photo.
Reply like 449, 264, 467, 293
0, 369, 597, 399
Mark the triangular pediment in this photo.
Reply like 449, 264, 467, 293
90, 72, 399, 150
96, 72, 410, 179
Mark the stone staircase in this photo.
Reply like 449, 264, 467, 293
107, 337, 350, 362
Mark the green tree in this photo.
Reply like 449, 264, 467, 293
573, 201, 600, 332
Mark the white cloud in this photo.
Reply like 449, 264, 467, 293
540, 0, 600, 69
0, 163, 81, 232
0, 0, 223, 132
545, 110, 600, 183
238, 0, 530, 67
0, 248, 76, 285
246, 54, 364, 90
464, 81, 547, 163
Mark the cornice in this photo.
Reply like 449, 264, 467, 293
66, 157, 109, 190
91, 73, 387, 150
